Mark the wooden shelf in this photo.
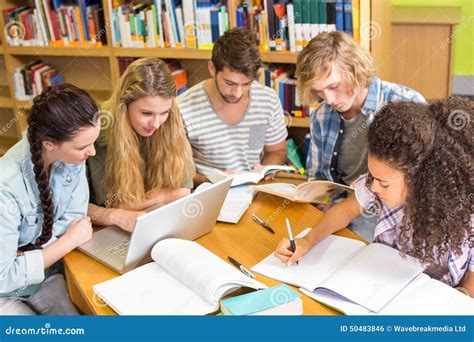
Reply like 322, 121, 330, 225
261, 51, 298, 64
15, 89, 110, 108
0, 86, 13, 108
0, 45, 4, 54
288, 116, 310, 128
7, 46, 110, 57
113, 48, 298, 64
113, 47, 212, 60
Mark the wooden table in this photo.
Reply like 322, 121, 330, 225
64, 190, 365, 315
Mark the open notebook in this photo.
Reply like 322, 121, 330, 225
252, 229, 474, 314
94, 239, 266, 315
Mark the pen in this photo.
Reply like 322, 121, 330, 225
227, 256, 255, 278
252, 214, 275, 234
285, 217, 298, 265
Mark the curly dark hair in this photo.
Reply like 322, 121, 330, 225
211, 28, 261, 80
368, 96, 473, 265
21, 83, 98, 251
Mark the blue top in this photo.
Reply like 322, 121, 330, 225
306, 77, 426, 182
0, 136, 89, 297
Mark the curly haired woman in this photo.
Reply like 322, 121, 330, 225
275, 97, 473, 296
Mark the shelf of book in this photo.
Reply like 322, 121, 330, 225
6, 46, 111, 57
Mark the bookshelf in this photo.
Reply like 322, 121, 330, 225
0, 0, 392, 156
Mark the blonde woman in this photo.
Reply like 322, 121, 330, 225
87, 58, 195, 232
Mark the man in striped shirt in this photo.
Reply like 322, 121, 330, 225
178, 28, 288, 185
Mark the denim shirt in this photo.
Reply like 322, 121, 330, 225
0, 137, 89, 296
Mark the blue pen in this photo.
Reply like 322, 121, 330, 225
285, 217, 298, 265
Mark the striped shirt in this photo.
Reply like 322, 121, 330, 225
354, 174, 473, 287
307, 77, 426, 182
178, 81, 288, 175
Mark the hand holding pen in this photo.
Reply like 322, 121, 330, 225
273, 218, 313, 266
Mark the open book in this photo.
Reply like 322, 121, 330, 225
252, 180, 353, 204
207, 165, 295, 187
93, 239, 266, 315
252, 228, 473, 314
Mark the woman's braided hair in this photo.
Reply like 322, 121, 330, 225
21, 83, 98, 251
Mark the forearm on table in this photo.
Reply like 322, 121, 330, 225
306, 195, 361, 246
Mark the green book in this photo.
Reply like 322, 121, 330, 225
220, 284, 302, 315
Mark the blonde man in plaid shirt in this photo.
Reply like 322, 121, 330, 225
275, 98, 473, 296
297, 32, 425, 241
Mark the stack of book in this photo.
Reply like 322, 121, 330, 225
109, 0, 229, 49
260, 64, 314, 118
13, 59, 63, 100
4, 0, 106, 47
236, 0, 371, 52
118, 58, 188, 95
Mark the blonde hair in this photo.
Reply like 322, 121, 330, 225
102, 57, 195, 208
296, 31, 376, 104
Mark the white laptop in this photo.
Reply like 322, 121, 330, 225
78, 178, 232, 274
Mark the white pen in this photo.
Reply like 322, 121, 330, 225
285, 217, 298, 265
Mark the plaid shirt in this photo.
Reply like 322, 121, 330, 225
307, 77, 426, 182
354, 174, 474, 287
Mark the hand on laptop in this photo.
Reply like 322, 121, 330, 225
112, 209, 145, 232
145, 187, 191, 207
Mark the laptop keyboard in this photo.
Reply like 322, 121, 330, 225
106, 240, 130, 259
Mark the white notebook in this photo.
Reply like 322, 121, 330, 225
252, 229, 428, 313
195, 183, 256, 224
94, 239, 266, 315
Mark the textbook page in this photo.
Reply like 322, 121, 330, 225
152, 239, 266, 306
94, 239, 265, 315
302, 273, 474, 315
316, 243, 424, 312
251, 229, 366, 290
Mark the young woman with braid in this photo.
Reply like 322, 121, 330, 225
0, 84, 100, 314
275, 97, 473, 297
87, 57, 195, 232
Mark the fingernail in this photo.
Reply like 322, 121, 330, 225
286, 262, 293, 267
